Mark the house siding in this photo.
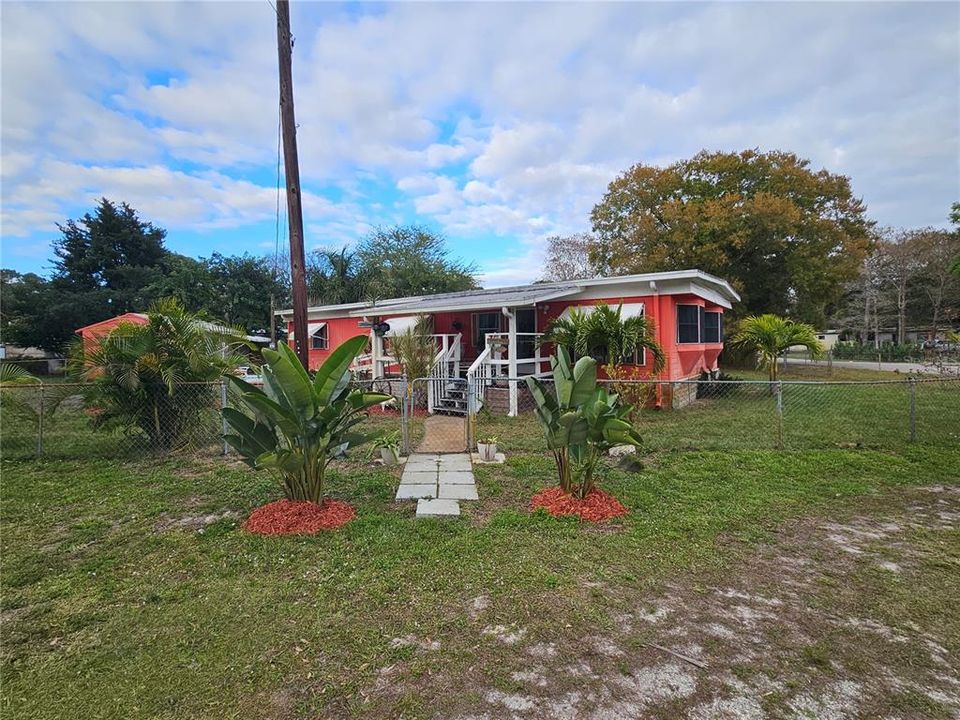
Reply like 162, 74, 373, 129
542, 294, 725, 382
290, 316, 369, 371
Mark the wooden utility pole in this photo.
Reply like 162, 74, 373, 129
269, 294, 276, 348
276, 0, 309, 368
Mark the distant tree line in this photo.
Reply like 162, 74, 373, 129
539, 150, 959, 338
1, 198, 477, 353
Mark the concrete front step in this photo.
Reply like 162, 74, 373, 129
416, 498, 461, 517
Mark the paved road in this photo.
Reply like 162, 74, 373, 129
780, 356, 960, 375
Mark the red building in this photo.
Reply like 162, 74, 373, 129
75, 313, 150, 355
279, 269, 740, 414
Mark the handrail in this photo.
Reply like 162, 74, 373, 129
466, 344, 493, 412
427, 333, 461, 412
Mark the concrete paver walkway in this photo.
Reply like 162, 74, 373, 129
395, 453, 477, 516
415, 415, 467, 453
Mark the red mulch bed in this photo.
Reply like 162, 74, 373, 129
244, 499, 355, 535
530, 486, 629, 523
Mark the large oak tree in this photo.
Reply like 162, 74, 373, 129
589, 150, 874, 325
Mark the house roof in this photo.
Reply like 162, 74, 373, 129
75, 313, 149, 334
75, 313, 270, 343
279, 269, 741, 319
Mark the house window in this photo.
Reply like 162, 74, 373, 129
310, 325, 328, 350
677, 305, 700, 344
623, 306, 647, 365
473, 312, 501, 349
702, 310, 722, 343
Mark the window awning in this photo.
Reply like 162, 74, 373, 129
383, 316, 418, 337
559, 302, 644, 319
289, 322, 326, 340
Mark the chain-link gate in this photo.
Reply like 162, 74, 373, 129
405, 377, 470, 454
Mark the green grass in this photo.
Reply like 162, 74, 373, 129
3, 438, 959, 719
2, 363, 959, 717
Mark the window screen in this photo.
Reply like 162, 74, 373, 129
677, 305, 700, 344
473, 312, 501, 349
702, 311, 722, 343
310, 325, 328, 350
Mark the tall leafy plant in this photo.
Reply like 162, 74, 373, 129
223, 337, 391, 503
730, 314, 824, 382
390, 314, 436, 382
71, 298, 246, 448
539, 303, 664, 372
526, 347, 643, 499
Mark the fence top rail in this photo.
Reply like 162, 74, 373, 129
0, 379, 231, 390
10, 375, 955, 391
418, 376, 960, 387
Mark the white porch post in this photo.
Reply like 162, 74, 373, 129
504, 306, 518, 417
371, 328, 384, 379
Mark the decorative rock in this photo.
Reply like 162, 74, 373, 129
608, 445, 637, 457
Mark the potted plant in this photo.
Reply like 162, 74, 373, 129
476, 436, 498, 462
378, 430, 402, 465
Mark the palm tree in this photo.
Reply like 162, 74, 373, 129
730, 314, 824, 382
71, 298, 247, 449
539, 303, 665, 374
389, 315, 436, 407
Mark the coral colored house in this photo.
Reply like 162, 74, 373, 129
75, 313, 270, 355
279, 270, 740, 414
75, 313, 150, 355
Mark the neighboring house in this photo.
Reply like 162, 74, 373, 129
75, 313, 270, 356
279, 269, 740, 414
0, 344, 65, 374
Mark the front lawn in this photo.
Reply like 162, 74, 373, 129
3, 435, 959, 718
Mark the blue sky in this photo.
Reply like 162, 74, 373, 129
2, 1, 958, 286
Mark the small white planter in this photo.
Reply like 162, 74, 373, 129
380, 446, 399, 465
477, 443, 498, 462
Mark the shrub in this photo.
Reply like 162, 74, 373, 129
526, 347, 642, 499
223, 337, 391, 503
70, 298, 245, 449
696, 370, 744, 399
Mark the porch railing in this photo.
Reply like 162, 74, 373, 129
427, 333, 461, 413
482, 332, 551, 377
466, 344, 493, 412
466, 333, 550, 412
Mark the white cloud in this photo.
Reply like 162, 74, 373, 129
1, 0, 957, 275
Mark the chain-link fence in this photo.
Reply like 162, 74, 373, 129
0, 381, 229, 460
406, 377, 469, 454
0, 377, 410, 462
3, 376, 957, 461
471, 377, 960, 454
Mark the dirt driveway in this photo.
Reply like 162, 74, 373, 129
368, 484, 960, 719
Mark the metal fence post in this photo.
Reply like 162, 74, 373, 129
909, 377, 917, 443
466, 378, 474, 452
36, 382, 44, 458
220, 381, 230, 455
401, 379, 411, 456
775, 380, 784, 450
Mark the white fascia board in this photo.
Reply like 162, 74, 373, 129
689, 282, 733, 310
344, 287, 583, 317
572, 270, 740, 304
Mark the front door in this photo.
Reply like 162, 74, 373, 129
516, 307, 537, 375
